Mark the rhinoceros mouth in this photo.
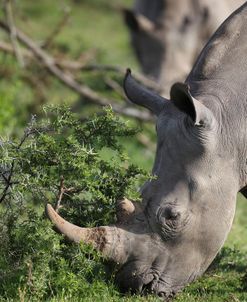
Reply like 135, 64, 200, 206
141, 276, 184, 298
115, 263, 183, 298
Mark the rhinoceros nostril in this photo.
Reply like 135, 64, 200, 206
158, 291, 165, 297
140, 271, 161, 294
157, 206, 179, 221
163, 207, 179, 220
141, 278, 155, 294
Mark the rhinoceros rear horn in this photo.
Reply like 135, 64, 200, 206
123, 9, 139, 31
123, 9, 155, 32
124, 69, 168, 115
45, 204, 127, 264
170, 82, 215, 127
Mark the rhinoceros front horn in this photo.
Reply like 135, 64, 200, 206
124, 69, 168, 115
46, 204, 128, 264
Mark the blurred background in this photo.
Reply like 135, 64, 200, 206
0, 0, 132, 125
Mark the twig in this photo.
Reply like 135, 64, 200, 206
0, 20, 154, 122
27, 260, 33, 287
4, 0, 24, 67
42, 7, 71, 49
0, 40, 31, 57
55, 176, 65, 212
55, 176, 75, 212
0, 116, 36, 204
0, 161, 14, 204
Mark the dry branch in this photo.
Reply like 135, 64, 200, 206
4, 0, 24, 67
0, 20, 154, 122
55, 176, 65, 212
0, 40, 160, 92
0, 40, 31, 58
55, 176, 75, 212
82, 64, 162, 92
0, 40, 94, 70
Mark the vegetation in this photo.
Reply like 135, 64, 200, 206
0, 105, 148, 301
0, 1, 247, 301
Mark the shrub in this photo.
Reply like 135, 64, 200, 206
0, 105, 148, 301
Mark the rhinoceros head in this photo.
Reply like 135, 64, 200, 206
46, 70, 237, 297
117, 70, 237, 296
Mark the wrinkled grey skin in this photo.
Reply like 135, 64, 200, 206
47, 3, 247, 298
124, 0, 244, 96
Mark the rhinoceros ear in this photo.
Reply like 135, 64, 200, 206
124, 69, 168, 115
170, 82, 214, 127
123, 9, 155, 32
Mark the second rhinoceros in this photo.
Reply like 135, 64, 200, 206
124, 0, 245, 96
46, 2, 247, 298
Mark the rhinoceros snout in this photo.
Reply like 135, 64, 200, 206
115, 262, 172, 296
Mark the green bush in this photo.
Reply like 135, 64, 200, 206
0, 105, 148, 301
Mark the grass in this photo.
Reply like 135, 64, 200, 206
0, 1, 247, 301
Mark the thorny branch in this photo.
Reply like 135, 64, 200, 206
0, 116, 37, 204
0, 161, 14, 204
55, 176, 75, 212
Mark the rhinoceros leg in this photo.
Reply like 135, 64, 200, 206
240, 187, 247, 199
